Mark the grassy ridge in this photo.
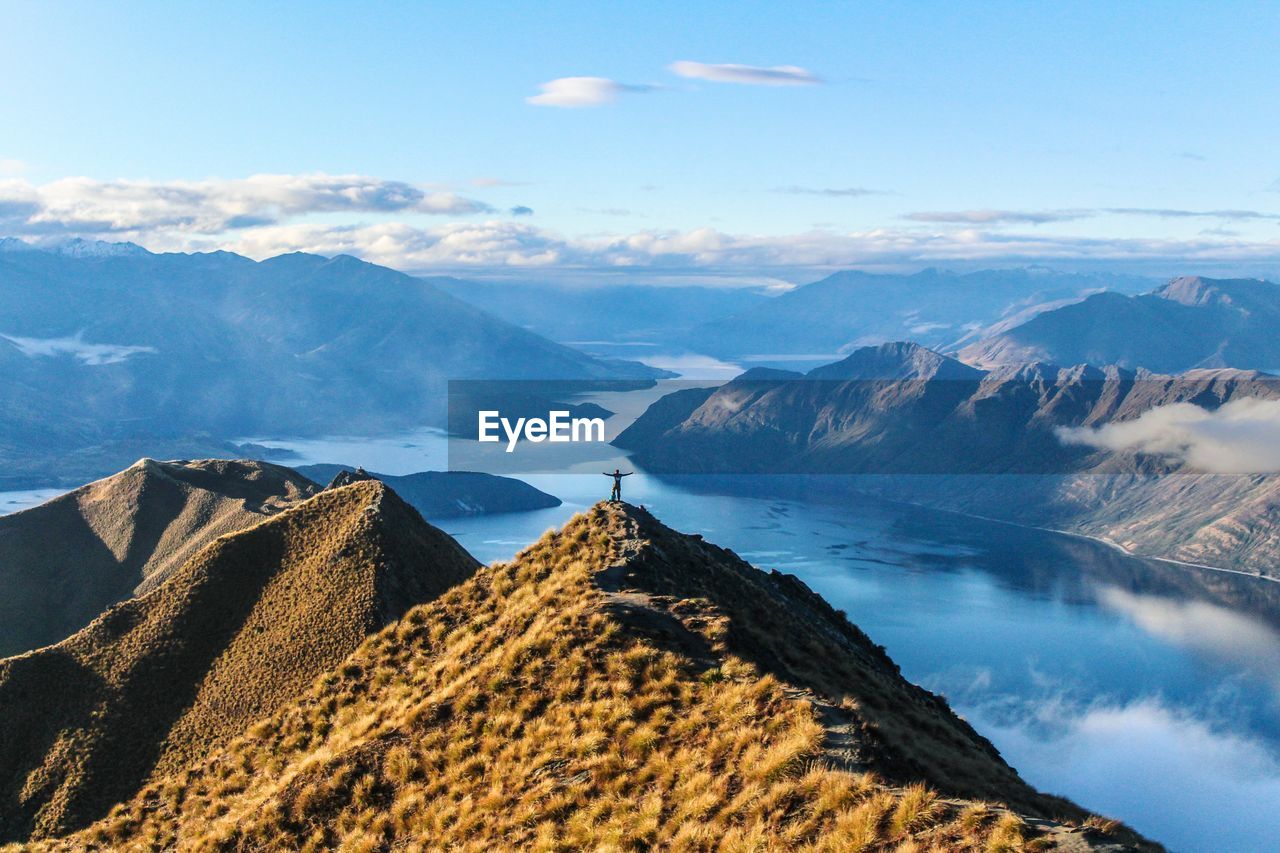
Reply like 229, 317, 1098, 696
29, 502, 1152, 851
0, 481, 478, 842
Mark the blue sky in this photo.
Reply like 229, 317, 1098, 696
3, 0, 1280, 277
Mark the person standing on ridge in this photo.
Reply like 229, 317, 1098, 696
604, 468, 632, 502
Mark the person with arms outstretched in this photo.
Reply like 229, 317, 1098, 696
604, 468, 632, 501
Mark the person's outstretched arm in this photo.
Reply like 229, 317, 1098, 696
622, 472, 633, 476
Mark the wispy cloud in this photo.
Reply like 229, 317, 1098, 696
1057, 398, 1280, 474
774, 186, 886, 198
670, 61, 822, 86
905, 209, 1087, 225
907, 207, 1280, 226
0, 174, 492, 236
509, 205, 534, 216
526, 77, 654, 107
0, 159, 26, 177
1103, 207, 1280, 221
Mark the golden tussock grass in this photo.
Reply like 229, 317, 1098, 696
20, 502, 1149, 851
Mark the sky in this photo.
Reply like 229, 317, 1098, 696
3, 0, 1280, 280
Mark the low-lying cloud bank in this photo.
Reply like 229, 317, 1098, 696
0, 174, 493, 236
1058, 398, 1280, 474
6, 171, 1280, 273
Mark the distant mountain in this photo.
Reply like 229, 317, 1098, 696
0, 479, 478, 842
432, 277, 769, 346
961, 276, 1280, 371
0, 245, 667, 482
689, 267, 1154, 361
0, 458, 317, 657
23, 502, 1150, 850
295, 464, 561, 517
617, 343, 1280, 576
0, 237, 150, 258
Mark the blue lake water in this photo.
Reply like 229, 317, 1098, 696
6, 420, 1278, 850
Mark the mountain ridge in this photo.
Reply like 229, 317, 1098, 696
26, 501, 1151, 850
961, 275, 1280, 371
0, 479, 479, 842
0, 458, 318, 657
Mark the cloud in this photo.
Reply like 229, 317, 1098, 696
118, 218, 1280, 273
0, 159, 26, 177
0, 174, 492, 236
526, 77, 654, 107
1104, 207, 1280, 221
905, 209, 1089, 225
908, 207, 1280, 226
774, 186, 885, 198
670, 61, 822, 86
1057, 398, 1280, 474
509, 205, 534, 216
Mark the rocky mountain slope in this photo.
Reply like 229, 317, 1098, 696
0, 458, 317, 656
0, 479, 478, 843
18, 502, 1151, 851
961, 276, 1280, 372
616, 343, 1280, 576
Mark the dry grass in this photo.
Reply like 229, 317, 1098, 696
0, 458, 318, 658
21, 502, 1149, 851
0, 480, 477, 842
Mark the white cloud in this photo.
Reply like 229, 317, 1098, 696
112, 218, 1280, 274
0, 159, 26, 177
906, 209, 1088, 225
526, 77, 653, 107
670, 60, 822, 86
1057, 398, 1280, 474
0, 174, 491, 236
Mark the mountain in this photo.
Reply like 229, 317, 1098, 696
0, 458, 318, 657
432, 277, 770, 347
961, 276, 1280, 371
0, 245, 667, 484
690, 267, 1154, 361
295, 464, 562, 517
616, 343, 1280, 576
24, 502, 1150, 850
0, 479, 479, 842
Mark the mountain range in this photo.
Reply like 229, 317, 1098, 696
0, 459, 561, 658
0, 459, 317, 657
433, 277, 769, 347
0, 473, 1151, 849
685, 267, 1154, 362
960, 276, 1280, 372
616, 342, 1280, 576
0, 242, 667, 485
